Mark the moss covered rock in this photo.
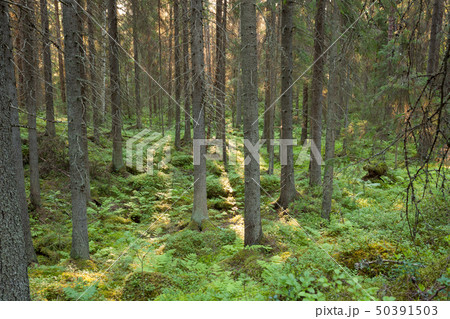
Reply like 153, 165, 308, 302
362, 162, 388, 181
122, 272, 174, 300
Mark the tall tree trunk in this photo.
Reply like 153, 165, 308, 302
132, 0, 142, 129
40, 0, 55, 137
101, 4, 108, 122
309, 0, 326, 186
214, 0, 227, 168
87, 0, 100, 144
174, 0, 182, 149
322, 0, 340, 221
191, 0, 208, 228
241, 0, 262, 246
278, 0, 296, 209
8, 4, 38, 266
427, 0, 444, 77
23, 0, 41, 209
62, 0, 91, 260
0, 4, 31, 300
182, 0, 191, 143
265, 0, 276, 175
109, 0, 124, 171
158, 0, 164, 136
54, 0, 66, 103
167, 4, 174, 128
300, 82, 308, 145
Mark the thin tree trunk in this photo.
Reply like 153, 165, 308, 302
191, 0, 208, 228
278, 0, 296, 209
23, 0, 41, 209
309, 0, 326, 186
87, 0, 100, 144
62, 0, 91, 260
109, 0, 124, 171
322, 0, 340, 221
40, 0, 55, 137
0, 4, 31, 300
158, 0, 164, 136
427, 0, 444, 77
241, 0, 262, 246
300, 82, 308, 145
214, 0, 227, 168
54, 0, 66, 103
167, 4, 174, 127
265, 0, 275, 175
132, 0, 142, 129
182, 0, 191, 143
174, 0, 182, 149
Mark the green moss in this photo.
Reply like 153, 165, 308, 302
206, 175, 228, 198
221, 249, 265, 280
122, 272, 174, 301
165, 228, 236, 257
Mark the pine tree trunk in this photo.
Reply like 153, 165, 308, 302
265, 0, 275, 175
278, 0, 296, 209
8, 5, 38, 265
241, 0, 262, 246
132, 0, 142, 129
87, 0, 100, 144
300, 82, 308, 145
322, 0, 340, 221
174, 0, 182, 149
54, 0, 66, 103
40, 0, 55, 137
191, 0, 208, 228
427, 0, 444, 77
109, 0, 124, 171
182, 0, 191, 143
214, 0, 227, 168
309, 0, 326, 186
0, 5, 31, 299
23, 0, 41, 209
62, 0, 91, 260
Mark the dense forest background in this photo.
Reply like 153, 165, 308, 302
0, 0, 448, 301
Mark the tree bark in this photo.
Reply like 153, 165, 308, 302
241, 0, 262, 246
182, 0, 191, 143
300, 82, 308, 145
8, 3, 38, 265
54, 0, 66, 103
87, 0, 100, 144
40, 0, 55, 137
174, 0, 182, 149
191, 0, 208, 228
214, 0, 227, 168
109, 0, 124, 171
265, 0, 276, 175
0, 2, 31, 300
23, 0, 41, 209
132, 0, 142, 129
322, 0, 340, 221
427, 0, 444, 77
309, 0, 326, 186
278, 0, 296, 209
62, 0, 91, 260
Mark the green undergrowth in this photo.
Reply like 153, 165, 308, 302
27, 117, 448, 301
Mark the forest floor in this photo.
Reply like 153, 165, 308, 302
24, 115, 449, 301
